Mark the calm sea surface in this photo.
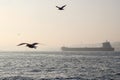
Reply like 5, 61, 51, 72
0, 51, 120, 80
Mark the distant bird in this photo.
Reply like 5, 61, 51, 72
56, 5, 66, 10
17, 43, 39, 49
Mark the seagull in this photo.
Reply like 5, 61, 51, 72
56, 5, 66, 10
17, 43, 39, 49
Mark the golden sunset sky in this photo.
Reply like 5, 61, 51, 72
0, 0, 120, 51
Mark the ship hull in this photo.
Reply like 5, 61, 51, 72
61, 47, 114, 51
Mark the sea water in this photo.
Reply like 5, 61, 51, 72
0, 51, 119, 80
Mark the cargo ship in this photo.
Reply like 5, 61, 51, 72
61, 41, 114, 51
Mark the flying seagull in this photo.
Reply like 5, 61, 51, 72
17, 43, 39, 49
56, 5, 66, 10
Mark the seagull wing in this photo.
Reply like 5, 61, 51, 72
56, 6, 60, 9
61, 5, 66, 8
32, 43, 39, 46
17, 43, 28, 46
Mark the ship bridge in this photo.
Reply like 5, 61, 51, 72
102, 41, 112, 48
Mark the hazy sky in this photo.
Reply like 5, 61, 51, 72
0, 0, 120, 51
